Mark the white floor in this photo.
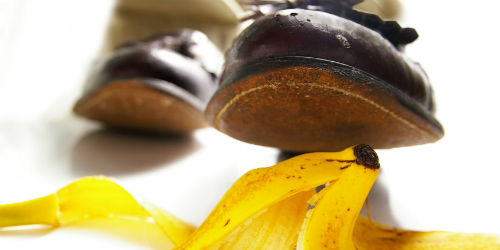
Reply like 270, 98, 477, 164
1, 1, 499, 249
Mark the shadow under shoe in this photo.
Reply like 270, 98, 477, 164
71, 128, 201, 176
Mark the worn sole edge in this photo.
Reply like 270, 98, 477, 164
207, 56, 444, 146
74, 77, 208, 133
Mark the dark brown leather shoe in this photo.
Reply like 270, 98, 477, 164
73, 0, 243, 134
205, 5, 444, 152
74, 29, 221, 134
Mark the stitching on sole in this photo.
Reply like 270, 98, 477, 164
214, 82, 439, 140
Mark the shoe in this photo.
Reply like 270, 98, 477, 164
74, 29, 222, 133
74, 0, 244, 134
205, 1, 444, 152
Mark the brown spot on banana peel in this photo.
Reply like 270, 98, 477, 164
340, 164, 351, 170
325, 159, 358, 167
353, 144, 380, 169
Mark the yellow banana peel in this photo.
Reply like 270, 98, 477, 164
1, 145, 499, 249
0, 176, 196, 246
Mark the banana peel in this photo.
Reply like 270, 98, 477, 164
1, 145, 499, 249
0, 176, 196, 246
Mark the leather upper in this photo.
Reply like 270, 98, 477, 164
221, 9, 435, 112
84, 29, 220, 102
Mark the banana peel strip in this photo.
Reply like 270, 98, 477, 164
0, 176, 196, 246
1, 145, 499, 249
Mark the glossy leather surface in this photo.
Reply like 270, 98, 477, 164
221, 9, 435, 112
84, 29, 219, 103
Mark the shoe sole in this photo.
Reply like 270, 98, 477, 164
206, 57, 444, 152
74, 78, 208, 134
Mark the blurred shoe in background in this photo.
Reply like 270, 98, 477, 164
74, 0, 244, 134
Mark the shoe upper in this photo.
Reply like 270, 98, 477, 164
221, 8, 435, 113
84, 29, 221, 103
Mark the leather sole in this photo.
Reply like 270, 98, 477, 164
206, 57, 444, 152
74, 78, 208, 134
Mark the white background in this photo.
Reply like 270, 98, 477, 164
1, 0, 499, 249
